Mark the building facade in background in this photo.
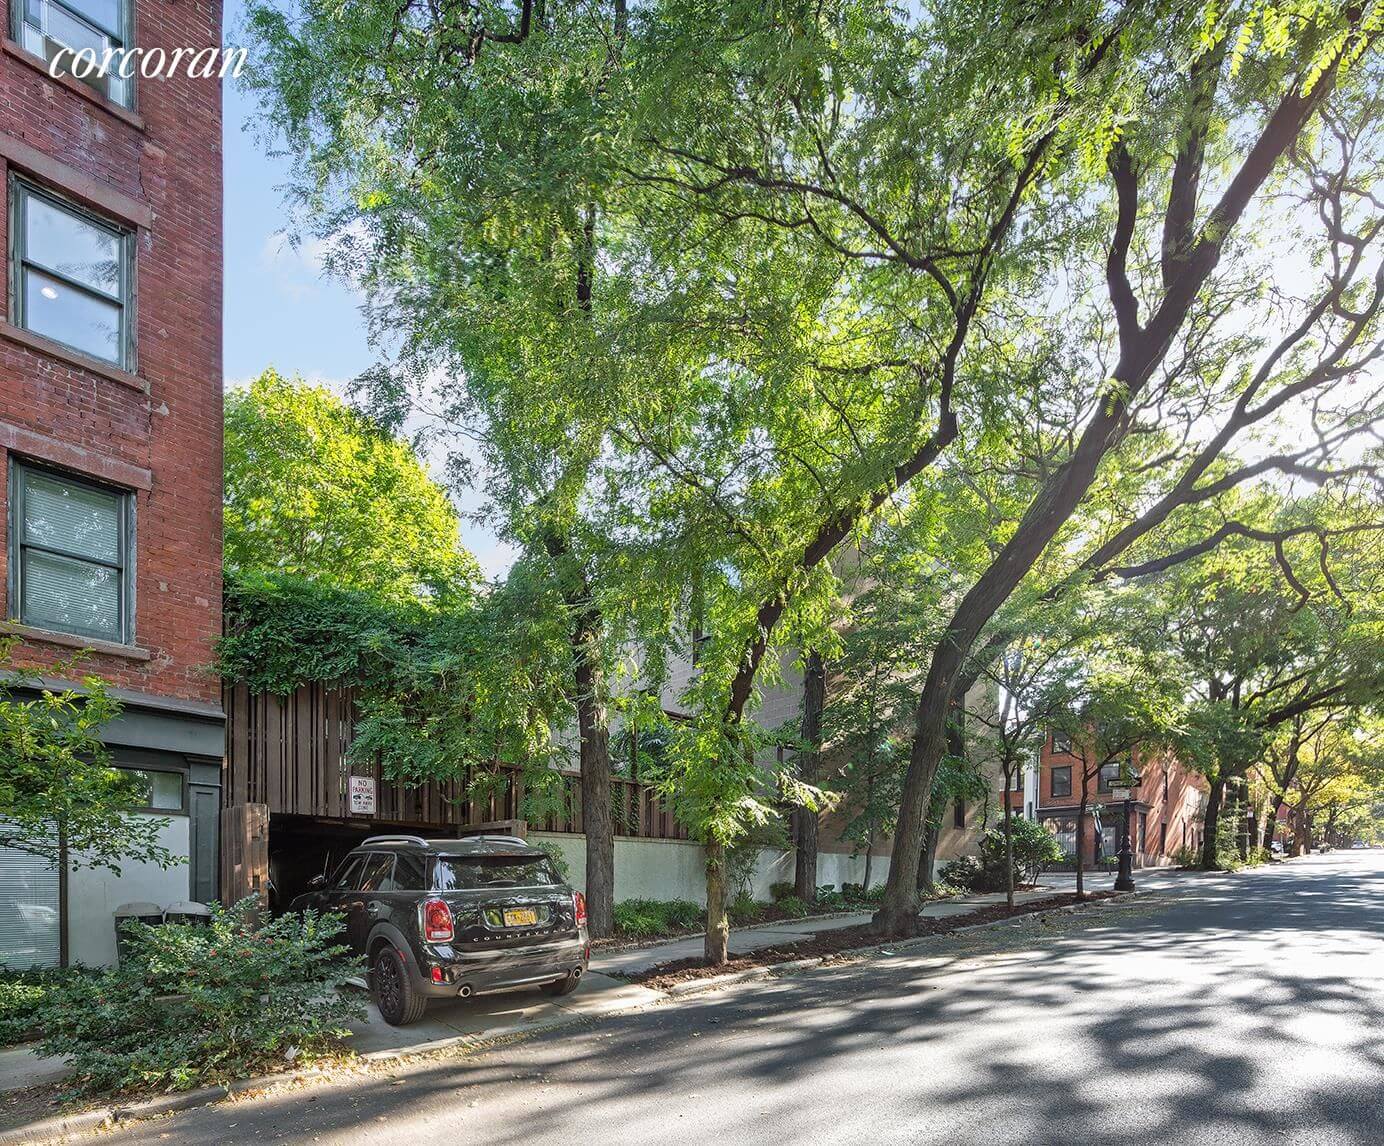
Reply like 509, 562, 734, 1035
0, 0, 223, 967
1035, 731, 1207, 868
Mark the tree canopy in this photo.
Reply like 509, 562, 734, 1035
240, 0, 1384, 946
224, 370, 482, 604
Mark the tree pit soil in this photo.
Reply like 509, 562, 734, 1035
620, 892, 1117, 989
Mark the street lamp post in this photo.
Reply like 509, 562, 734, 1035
1111, 769, 1142, 892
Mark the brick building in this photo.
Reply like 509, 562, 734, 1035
0, 0, 223, 966
1035, 731, 1207, 868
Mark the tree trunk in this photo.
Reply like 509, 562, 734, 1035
574, 632, 614, 939
1075, 798, 1087, 897
1200, 778, 1226, 870
1258, 797, 1279, 852
704, 840, 729, 964
916, 821, 941, 893
863, 836, 874, 891
544, 530, 614, 939
794, 650, 826, 902
1233, 777, 1251, 862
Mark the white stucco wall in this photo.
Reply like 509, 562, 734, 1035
66, 815, 191, 967
531, 831, 892, 905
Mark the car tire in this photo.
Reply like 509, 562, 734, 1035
372, 947, 428, 1026
541, 971, 582, 997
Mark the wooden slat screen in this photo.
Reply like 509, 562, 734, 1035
222, 681, 689, 840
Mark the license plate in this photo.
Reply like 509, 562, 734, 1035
503, 907, 538, 927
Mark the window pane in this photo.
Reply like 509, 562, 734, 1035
358, 853, 395, 892
25, 195, 122, 297
433, 855, 561, 890
329, 856, 363, 890
24, 269, 122, 363
392, 854, 426, 891
21, 548, 121, 640
129, 770, 182, 811
63, 0, 123, 37
23, 470, 121, 563
0, 835, 61, 969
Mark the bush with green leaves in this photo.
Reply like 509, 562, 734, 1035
727, 892, 762, 925
40, 899, 364, 1095
938, 855, 986, 892
612, 898, 704, 939
0, 967, 86, 1047
1172, 845, 1202, 869
774, 895, 811, 918
768, 881, 794, 902
980, 818, 1066, 887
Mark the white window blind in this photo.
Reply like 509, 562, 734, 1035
0, 838, 61, 969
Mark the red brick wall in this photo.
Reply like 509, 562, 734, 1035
0, 0, 223, 704
1037, 734, 1207, 864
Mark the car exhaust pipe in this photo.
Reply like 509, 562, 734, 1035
457, 984, 474, 998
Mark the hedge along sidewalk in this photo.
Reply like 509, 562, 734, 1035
594, 886, 1071, 976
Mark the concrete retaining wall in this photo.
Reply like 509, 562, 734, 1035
529, 832, 892, 905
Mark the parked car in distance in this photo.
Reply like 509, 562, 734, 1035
290, 834, 590, 1025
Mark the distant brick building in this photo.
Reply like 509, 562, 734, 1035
0, 0, 223, 966
1035, 731, 1207, 868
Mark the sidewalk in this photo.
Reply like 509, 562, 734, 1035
0, 872, 1168, 1096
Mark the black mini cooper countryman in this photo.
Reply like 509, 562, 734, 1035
291, 835, 590, 1025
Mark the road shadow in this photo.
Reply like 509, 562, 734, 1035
106, 855, 1384, 1145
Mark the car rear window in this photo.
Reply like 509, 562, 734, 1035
432, 854, 562, 890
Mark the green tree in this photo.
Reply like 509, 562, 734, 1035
241, 0, 1384, 953
224, 370, 480, 604
0, 641, 176, 874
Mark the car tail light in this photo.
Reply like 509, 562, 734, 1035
573, 891, 587, 927
423, 898, 454, 942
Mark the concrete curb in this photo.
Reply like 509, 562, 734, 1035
663, 965, 772, 998
0, 1107, 113, 1146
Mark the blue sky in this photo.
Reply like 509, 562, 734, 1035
220, 17, 513, 576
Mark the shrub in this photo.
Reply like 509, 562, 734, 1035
728, 891, 760, 924
938, 855, 985, 892
40, 899, 364, 1095
860, 883, 886, 904
612, 898, 704, 938
840, 882, 865, 900
814, 884, 847, 911
768, 881, 795, 902
1172, 846, 1201, 869
774, 895, 811, 918
980, 819, 1065, 887
1, 967, 85, 1047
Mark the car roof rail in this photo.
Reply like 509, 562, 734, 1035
361, 834, 431, 848
476, 834, 531, 847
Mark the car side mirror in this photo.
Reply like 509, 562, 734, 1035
306, 874, 326, 891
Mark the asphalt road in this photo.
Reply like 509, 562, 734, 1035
99, 852, 1384, 1145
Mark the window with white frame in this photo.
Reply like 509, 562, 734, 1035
8, 461, 133, 644
11, 180, 134, 367
15, 0, 133, 107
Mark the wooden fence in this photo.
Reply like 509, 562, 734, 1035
222, 681, 688, 840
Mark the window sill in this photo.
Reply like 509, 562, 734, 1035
4, 622, 150, 661
0, 322, 145, 392
1, 39, 144, 130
